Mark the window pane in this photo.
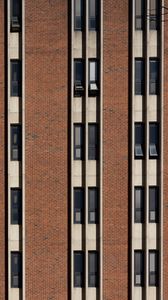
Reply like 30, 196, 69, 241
149, 123, 159, 158
89, 0, 98, 30
11, 60, 22, 96
88, 124, 98, 160
135, 187, 144, 223
88, 251, 99, 287
11, 0, 21, 31
89, 61, 97, 82
74, 0, 83, 30
135, 123, 144, 158
135, 59, 144, 95
11, 189, 22, 225
74, 188, 84, 224
75, 60, 83, 83
11, 125, 22, 161
134, 251, 144, 286
149, 251, 159, 286
11, 252, 22, 288
150, 0, 159, 30
135, 0, 144, 30
88, 188, 98, 223
149, 187, 159, 222
149, 59, 159, 95
74, 251, 84, 287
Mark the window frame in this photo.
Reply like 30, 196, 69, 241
74, 251, 84, 287
149, 186, 159, 223
149, 122, 159, 159
88, 251, 99, 287
11, 251, 22, 288
74, 188, 84, 224
149, 250, 159, 286
88, 187, 99, 224
134, 187, 144, 223
88, 123, 99, 160
135, 58, 145, 95
11, 188, 22, 225
134, 122, 145, 159
11, 124, 22, 161
88, 59, 99, 96
134, 250, 144, 287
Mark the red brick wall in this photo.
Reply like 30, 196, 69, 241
163, 9, 168, 298
0, 0, 6, 298
25, 1, 68, 299
103, 0, 129, 299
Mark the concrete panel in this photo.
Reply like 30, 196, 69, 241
134, 96, 143, 121
148, 287, 157, 300
11, 289, 20, 300
148, 224, 157, 249
9, 98, 20, 113
88, 32, 97, 58
148, 31, 158, 57
134, 287, 143, 300
73, 32, 82, 58
148, 96, 158, 121
134, 31, 143, 57
132, 224, 143, 249
72, 225, 83, 250
73, 98, 82, 123
88, 98, 97, 122
9, 33, 19, 59
87, 288, 97, 300
73, 288, 82, 300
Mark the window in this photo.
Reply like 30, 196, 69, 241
74, 188, 84, 224
149, 0, 159, 30
135, 0, 144, 30
149, 59, 159, 95
88, 124, 98, 160
11, 125, 22, 161
134, 187, 144, 223
149, 123, 159, 159
89, 0, 98, 30
11, 189, 22, 225
74, 0, 83, 30
11, 60, 22, 97
74, 59, 84, 96
149, 187, 159, 223
74, 124, 84, 160
74, 251, 84, 287
88, 188, 98, 224
135, 59, 144, 95
88, 59, 99, 96
11, 252, 22, 288
134, 123, 145, 159
88, 251, 99, 287
149, 250, 159, 286
11, 0, 22, 31
134, 250, 144, 286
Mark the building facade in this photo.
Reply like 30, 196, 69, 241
0, 0, 166, 299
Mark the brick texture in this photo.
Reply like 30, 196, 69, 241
103, 0, 129, 299
25, 1, 68, 299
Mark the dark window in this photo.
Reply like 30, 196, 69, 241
74, 188, 84, 224
11, 125, 22, 161
135, 59, 144, 95
11, 252, 22, 288
88, 124, 98, 160
88, 251, 99, 287
135, 0, 144, 30
149, 250, 159, 286
88, 188, 98, 224
89, 59, 99, 96
11, 0, 22, 32
11, 60, 22, 97
149, 0, 160, 30
74, 0, 83, 30
89, 0, 98, 30
74, 59, 84, 96
149, 59, 159, 95
135, 123, 145, 159
134, 250, 144, 286
74, 124, 84, 160
149, 123, 159, 159
11, 189, 22, 225
149, 187, 159, 223
74, 251, 84, 287
134, 187, 144, 223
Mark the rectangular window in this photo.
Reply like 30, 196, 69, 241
11, 189, 22, 225
89, 0, 98, 30
88, 188, 98, 224
149, 59, 159, 95
88, 124, 98, 160
134, 187, 144, 223
74, 251, 84, 287
150, 0, 159, 30
135, 59, 144, 95
11, 0, 22, 31
88, 251, 99, 287
74, 0, 83, 30
149, 187, 159, 223
134, 250, 144, 286
11, 252, 22, 288
11, 60, 22, 97
74, 124, 84, 160
11, 125, 22, 161
149, 250, 159, 286
149, 122, 159, 159
74, 59, 84, 96
135, 0, 144, 30
88, 59, 99, 96
74, 188, 84, 224
135, 123, 145, 159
